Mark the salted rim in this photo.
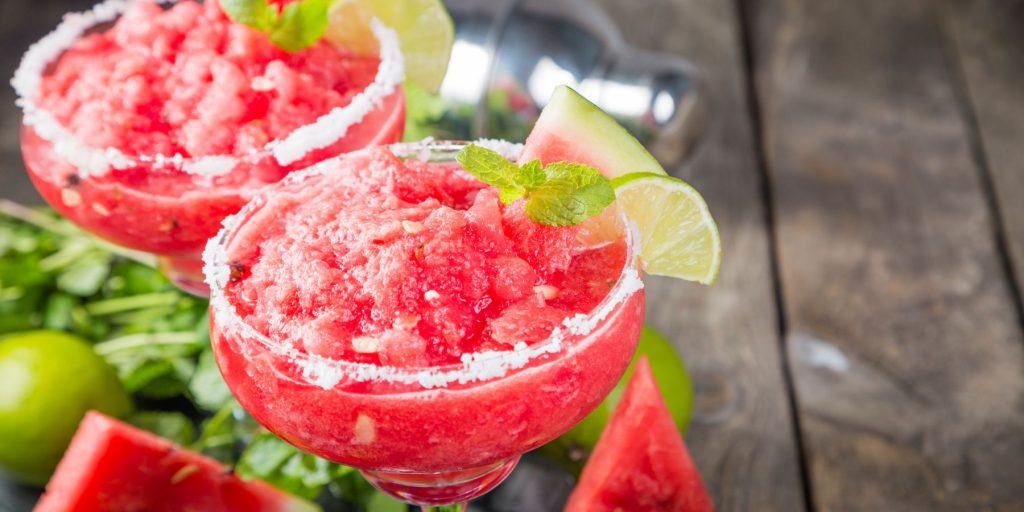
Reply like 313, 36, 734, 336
11, 0, 405, 179
202, 140, 644, 390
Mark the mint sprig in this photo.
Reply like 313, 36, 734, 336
221, 0, 330, 52
455, 145, 615, 227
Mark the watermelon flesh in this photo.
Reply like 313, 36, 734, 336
519, 86, 667, 178
34, 411, 318, 512
564, 356, 713, 512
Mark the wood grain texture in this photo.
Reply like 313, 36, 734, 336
0, 0, 95, 204
942, 0, 1024, 306
746, 0, 1024, 510
595, 1, 807, 510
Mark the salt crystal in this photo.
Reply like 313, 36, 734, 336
475, 139, 525, 160
183, 155, 237, 177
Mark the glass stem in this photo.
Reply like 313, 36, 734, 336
421, 504, 467, 512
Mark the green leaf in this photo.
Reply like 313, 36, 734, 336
131, 411, 196, 446
455, 144, 524, 203
516, 160, 546, 188
42, 293, 77, 331
455, 147, 615, 226
98, 332, 203, 398
123, 358, 196, 398
238, 433, 333, 500
107, 263, 172, 295
221, 0, 329, 52
269, 0, 331, 52
193, 402, 242, 464
189, 348, 235, 412
57, 251, 112, 296
324, 468, 381, 508
220, 0, 277, 31
524, 162, 615, 226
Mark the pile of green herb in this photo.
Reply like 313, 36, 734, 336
0, 200, 403, 511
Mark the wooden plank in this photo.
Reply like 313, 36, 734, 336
0, 0, 96, 204
942, 0, 1024, 306
595, 1, 807, 510
746, 0, 1024, 509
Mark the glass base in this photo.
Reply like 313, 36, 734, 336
158, 255, 209, 297
360, 456, 520, 507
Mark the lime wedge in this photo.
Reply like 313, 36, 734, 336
324, 0, 454, 93
612, 173, 722, 284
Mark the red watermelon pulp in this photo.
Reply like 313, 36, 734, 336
34, 411, 318, 512
564, 356, 713, 512
519, 86, 667, 178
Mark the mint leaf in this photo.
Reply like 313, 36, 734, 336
56, 251, 112, 296
131, 411, 196, 446
456, 146, 615, 226
455, 144, 524, 203
269, 0, 330, 52
192, 403, 235, 462
222, 0, 327, 52
237, 433, 333, 500
220, 0, 277, 31
189, 348, 235, 412
517, 160, 546, 188
525, 162, 615, 226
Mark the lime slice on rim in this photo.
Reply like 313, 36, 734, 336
612, 172, 722, 284
324, 0, 454, 93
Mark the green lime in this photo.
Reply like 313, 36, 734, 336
611, 172, 722, 284
539, 325, 693, 475
0, 330, 132, 486
324, 0, 454, 93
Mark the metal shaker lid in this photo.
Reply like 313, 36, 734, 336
441, 0, 706, 166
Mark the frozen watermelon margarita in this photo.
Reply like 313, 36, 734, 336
204, 139, 646, 506
14, 0, 406, 294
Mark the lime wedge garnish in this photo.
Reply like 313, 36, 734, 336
611, 172, 722, 284
324, 0, 454, 93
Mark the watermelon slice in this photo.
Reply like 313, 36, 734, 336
519, 86, 667, 178
34, 411, 319, 512
564, 356, 713, 512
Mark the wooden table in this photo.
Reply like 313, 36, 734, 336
2, 0, 1024, 510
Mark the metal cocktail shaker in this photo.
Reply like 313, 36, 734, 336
440, 0, 706, 166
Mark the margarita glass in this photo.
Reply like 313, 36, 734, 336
204, 141, 646, 509
15, 0, 406, 295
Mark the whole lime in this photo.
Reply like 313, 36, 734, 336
538, 325, 693, 475
0, 330, 132, 486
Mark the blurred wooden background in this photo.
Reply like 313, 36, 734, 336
2, 0, 1024, 510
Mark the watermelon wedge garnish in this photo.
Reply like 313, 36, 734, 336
518, 86, 667, 178
34, 411, 319, 512
564, 356, 714, 512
